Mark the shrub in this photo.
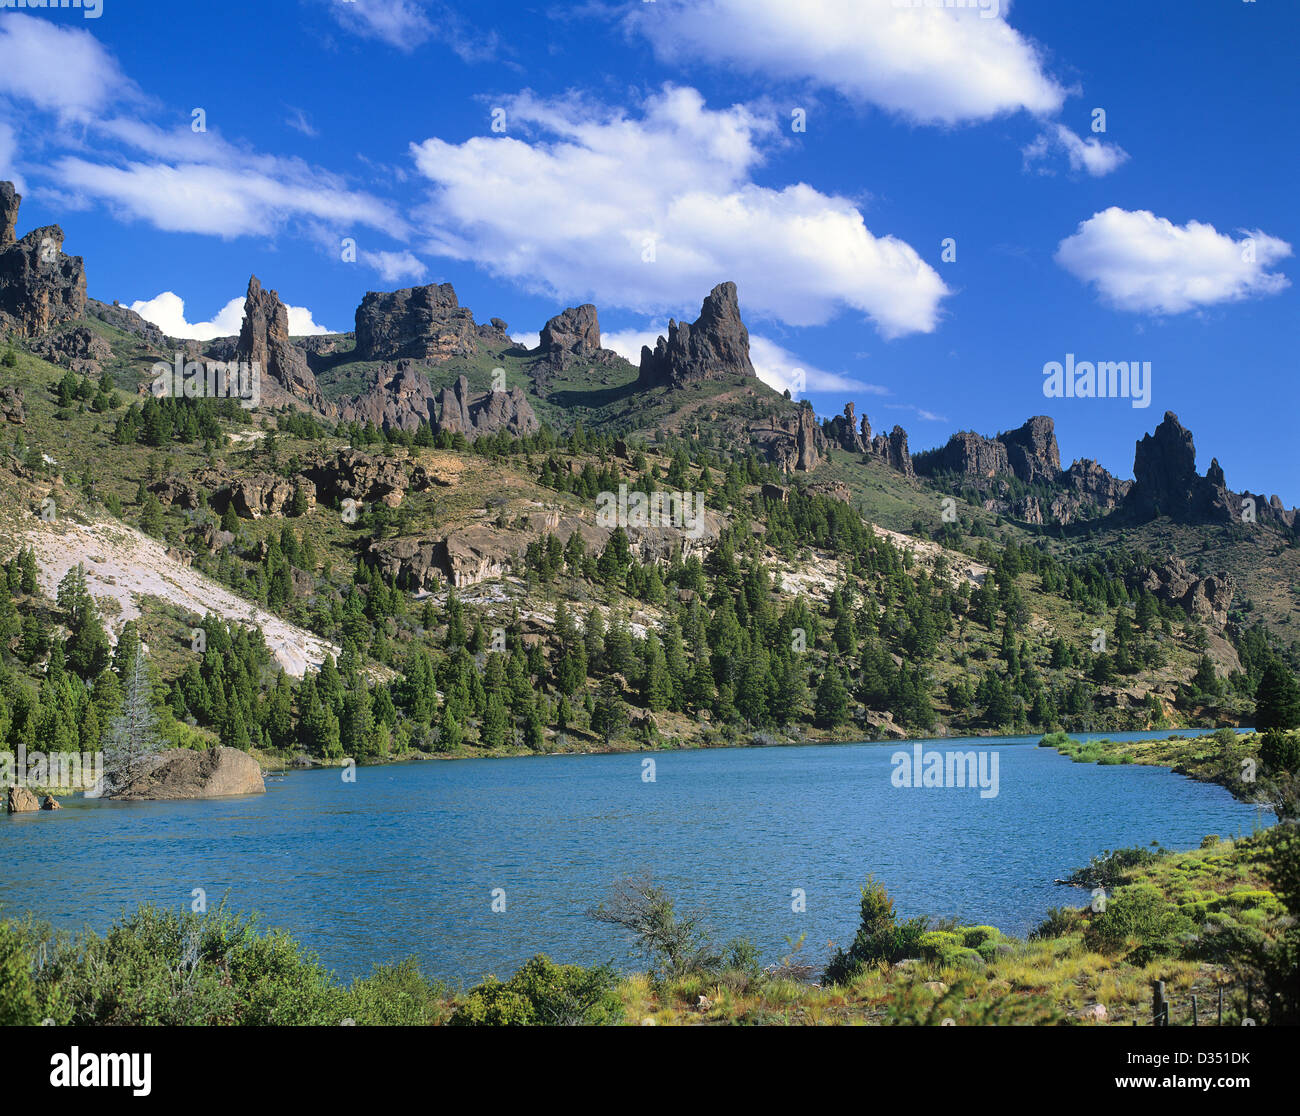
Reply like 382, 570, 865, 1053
1064, 845, 1165, 890
588, 877, 724, 982
1083, 884, 1194, 961
344, 958, 448, 1026
1030, 906, 1080, 939
823, 877, 929, 985
1038, 731, 1071, 749
0, 920, 41, 1026
448, 955, 622, 1026
1260, 730, 1300, 774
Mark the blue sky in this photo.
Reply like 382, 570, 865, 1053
1, 0, 1296, 502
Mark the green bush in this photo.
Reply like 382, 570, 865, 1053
0, 920, 41, 1026
344, 958, 448, 1025
1083, 884, 1194, 961
1260, 730, 1300, 774
1038, 731, 1071, 749
448, 955, 623, 1026
823, 877, 929, 985
1030, 906, 1080, 939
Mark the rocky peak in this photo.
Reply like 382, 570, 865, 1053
1127, 411, 1232, 524
433, 374, 539, 442
638, 281, 756, 388
0, 181, 18, 248
539, 304, 600, 362
0, 181, 87, 338
915, 415, 1059, 485
353, 282, 479, 363
235, 276, 326, 411
823, 402, 865, 453
999, 415, 1061, 484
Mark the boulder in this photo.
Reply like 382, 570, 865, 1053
40, 795, 62, 811
1, 384, 24, 424
638, 281, 756, 388
107, 746, 265, 800
6, 785, 39, 813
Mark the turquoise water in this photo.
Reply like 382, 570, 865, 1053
0, 731, 1268, 983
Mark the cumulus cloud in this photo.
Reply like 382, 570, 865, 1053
130, 292, 333, 340
1056, 208, 1292, 314
0, 123, 23, 192
628, 0, 1064, 126
1024, 124, 1128, 177
409, 85, 949, 337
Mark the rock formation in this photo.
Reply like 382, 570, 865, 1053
6, 785, 39, 813
1, 384, 24, 424
1130, 557, 1234, 629
106, 746, 265, 800
27, 325, 113, 375
0, 181, 87, 337
874, 426, 914, 477
915, 416, 1059, 485
235, 276, 327, 411
433, 374, 538, 441
353, 282, 479, 363
340, 362, 440, 433
822, 403, 865, 453
750, 400, 823, 473
638, 282, 756, 388
1050, 459, 1130, 524
537, 304, 604, 368
87, 298, 168, 349
1125, 412, 1234, 524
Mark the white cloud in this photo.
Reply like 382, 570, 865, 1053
1024, 124, 1128, 177
360, 249, 428, 284
0, 14, 135, 121
409, 85, 949, 337
0, 123, 23, 192
285, 108, 319, 138
748, 336, 889, 396
53, 154, 408, 240
1056, 208, 1292, 314
131, 292, 333, 340
628, 0, 1064, 126
601, 328, 663, 366
320, 0, 498, 61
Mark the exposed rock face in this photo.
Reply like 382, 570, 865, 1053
226, 474, 307, 519
1, 384, 24, 424
236, 276, 327, 411
354, 283, 479, 363
537, 304, 606, 368
876, 426, 914, 477
1049, 459, 1130, 524
87, 298, 168, 349
638, 282, 756, 388
1126, 412, 1234, 524
41, 795, 61, 810
750, 401, 824, 473
28, 325, 113, 374
149, 476, 204, 511
1132, 557, 1234, 629
433, 374, 538, 441
304, 448, 409, 509
340, 362, 439, 433
916, 416, 1059, 485
107, 746, 265, 800
823, 403, 865, 453
7, 785, 39, 813
0, 182, 87, 337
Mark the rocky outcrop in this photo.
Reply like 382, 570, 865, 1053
354, 282, 479, 363
433, 374, 538, 441
6, 785, 39, 813
750, 401, 824, 473
638, 282, 756, 388
87, 298, 168, 349
1050, 459, 1130, 525
226, 474, 310, 519
0, 182, 87, 338
1126, 412, 1234, 524
915, 416, 1059, 485
536, 304, 608, 368
875, 426, 914, 477
340, 362, 439, 433
107, 746, 265, 800
27, 325, 113, 375
304, 448, 409, 509
823, 403, 866, 453
236, 276, 327, 411
1, 384, 24, 424
149, 476, 204, 510
1131, 557, 1234, 629
41, 795, 61, 810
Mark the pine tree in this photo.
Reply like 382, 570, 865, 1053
1256, 660, 1300, 730
100, 651, 163, 794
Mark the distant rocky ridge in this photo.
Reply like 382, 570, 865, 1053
0, 182, 86, 338
638, 282, 756, 389
433, 374, 539, 441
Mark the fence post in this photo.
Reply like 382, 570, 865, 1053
1152, 980, 1167, 1027
1218, 985, 1224, 1026
1191, 995, 1198, 1027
